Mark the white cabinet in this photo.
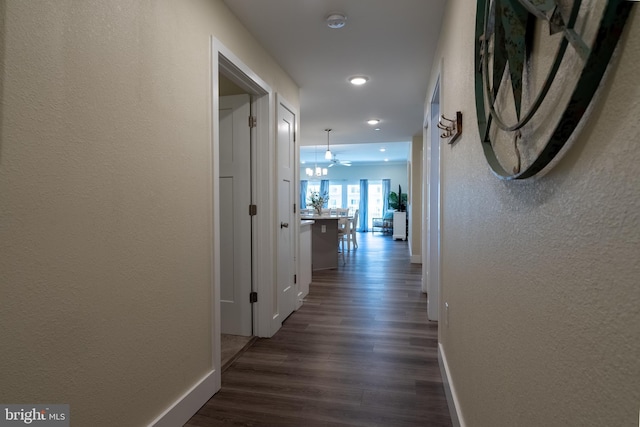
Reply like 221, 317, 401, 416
298, 221, 313, 307
393, 211, 407, 241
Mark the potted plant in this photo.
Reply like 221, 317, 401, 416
308, 191, 328, 216
388, 185, 407, 212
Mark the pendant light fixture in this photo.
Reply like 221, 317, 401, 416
324, 128, 333, 160
306, 145, 328, 177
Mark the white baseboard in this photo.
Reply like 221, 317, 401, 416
438, 343, 465, 427
410, 254, 422, 264
149, 370, 218, 427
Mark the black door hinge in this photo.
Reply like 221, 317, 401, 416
294, 274, 297, 284
249, 204, 257, 216
249, 291, 258, 303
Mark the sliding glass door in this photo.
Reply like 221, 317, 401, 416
367, 183, 383, 230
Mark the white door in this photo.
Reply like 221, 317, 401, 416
277, 101, 296, 322
220, 94, 253, 336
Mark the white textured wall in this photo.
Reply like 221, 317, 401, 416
0, 1, 298, 425
432, 2, 640, 426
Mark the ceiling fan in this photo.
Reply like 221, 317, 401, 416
328, 154, 351, 167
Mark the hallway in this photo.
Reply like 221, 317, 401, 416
186, 233, 452, 426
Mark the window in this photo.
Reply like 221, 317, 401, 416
367, 183, 383, 229
347, 185, 360, 214
305, 180, 387, 230
328, 185, 343, 208
306, 183, 320, 201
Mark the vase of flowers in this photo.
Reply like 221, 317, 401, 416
309, 191, 328, 216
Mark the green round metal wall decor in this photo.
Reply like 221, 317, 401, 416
474, 0, 632, 179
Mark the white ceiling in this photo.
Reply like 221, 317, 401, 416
302, 141, 410, 169
223, 0, 446, 166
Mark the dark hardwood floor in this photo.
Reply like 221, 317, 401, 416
186, 232, 452, 426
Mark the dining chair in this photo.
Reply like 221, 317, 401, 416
349, 209, 359, 249
337, 216, 348, 266
337, 210, 357, 252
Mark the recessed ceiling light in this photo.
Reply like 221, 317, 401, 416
367, 119, 380, 125
326, 13, 347, 29
384, 158, 389, 162
374, 128, 381, 131
349, 76, 369, 86
380, 148, 386, 152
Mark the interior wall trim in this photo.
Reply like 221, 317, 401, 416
148, 370, 217, 427
438, 343, 466, 427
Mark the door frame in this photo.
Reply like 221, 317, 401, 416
211, 38, 276, 389
424, 73, 442, 322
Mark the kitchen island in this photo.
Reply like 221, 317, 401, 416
300, 215, 342, 271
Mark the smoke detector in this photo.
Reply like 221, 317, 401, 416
326, 13, 347, 29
